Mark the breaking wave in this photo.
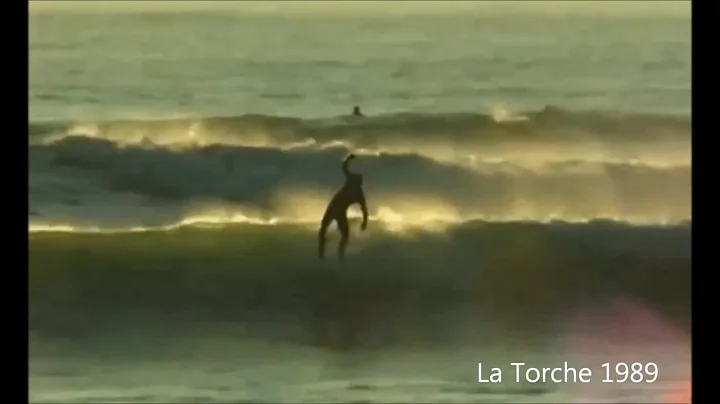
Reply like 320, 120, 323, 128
30, 106, 691, 163
28, 107, 691, 227
28, 107, 692, 350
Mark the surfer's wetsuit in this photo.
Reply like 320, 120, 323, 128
318, 154, 368, 260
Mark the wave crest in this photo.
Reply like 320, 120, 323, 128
30, 107, 691, 164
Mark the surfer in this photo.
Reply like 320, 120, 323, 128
318, 154, 369, 261
352, 106, 365, 117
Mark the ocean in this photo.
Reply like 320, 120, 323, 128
29, 2, 691, 403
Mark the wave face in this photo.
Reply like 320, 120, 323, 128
29, 220, 691, 349
29, 108, 691, 229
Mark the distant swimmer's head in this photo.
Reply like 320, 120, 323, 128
352, 106, 364, 117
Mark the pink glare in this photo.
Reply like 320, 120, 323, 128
561, 296, 690, 403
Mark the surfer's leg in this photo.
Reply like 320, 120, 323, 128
337, 214, 350, 261
318, 214, 333, 259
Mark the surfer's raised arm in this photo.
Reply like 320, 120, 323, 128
342, 153, 356, 179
